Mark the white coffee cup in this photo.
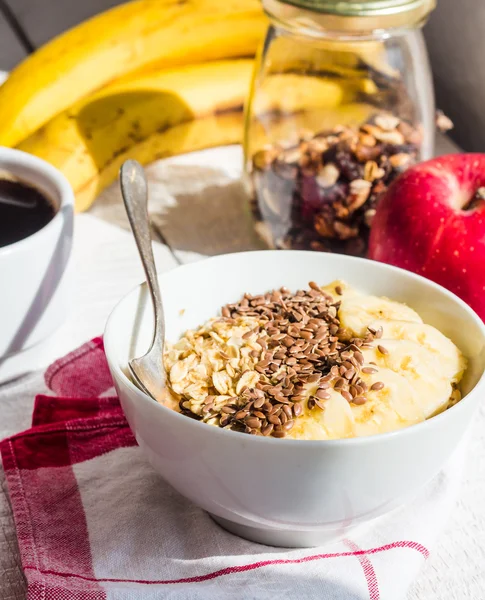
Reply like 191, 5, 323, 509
0, 147, 74, 382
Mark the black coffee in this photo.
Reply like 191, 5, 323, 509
0, 176, 56, 247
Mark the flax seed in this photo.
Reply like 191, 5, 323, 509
245, 417, 262, 429
333, 377, 345, 390
262, 423, 274, 436
268, 414, 281, 425
344, 368, 356, 380
253, 398, 265, 410
370, 381, 385, 391
283, 405, 293, 419
341, 390, 353, 402
273, 393, 287, 403
220, 415, 231, 427
354, 352, 365, 365
306, 373, 320, 383
235, 410, 249, 420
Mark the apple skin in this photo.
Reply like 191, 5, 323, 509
368, 153, 485, 320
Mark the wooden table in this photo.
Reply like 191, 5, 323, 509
3, 137, 485, 600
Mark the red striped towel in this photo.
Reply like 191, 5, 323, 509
1, 338, 463, 600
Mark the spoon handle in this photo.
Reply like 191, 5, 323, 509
120, 160, 165, 356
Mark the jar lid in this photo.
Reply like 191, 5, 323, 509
269, 0, 436, 30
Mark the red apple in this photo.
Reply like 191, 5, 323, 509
368, 153, 485, 320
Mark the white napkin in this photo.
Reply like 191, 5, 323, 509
1, 337, 466, 600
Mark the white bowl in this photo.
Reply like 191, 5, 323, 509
104, 251, 485, 547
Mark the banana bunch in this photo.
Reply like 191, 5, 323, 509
0, 0, 266, 210
0, 0, 267, 147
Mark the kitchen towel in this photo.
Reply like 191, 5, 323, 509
1, 337, 465, 600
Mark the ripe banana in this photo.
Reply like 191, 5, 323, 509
288, 281, 466, 440
335, 281, 466, 418
18, 59, 254, 212
0, 0, 266, 147
335, 288, 423, 339
367, 319, 465, 382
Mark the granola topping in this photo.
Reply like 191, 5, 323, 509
165, 282, 385, 438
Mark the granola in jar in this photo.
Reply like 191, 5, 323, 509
250, 113, 426, 256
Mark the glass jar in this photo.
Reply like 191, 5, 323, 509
244, 0, 436, 256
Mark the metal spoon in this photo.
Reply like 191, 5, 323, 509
120, 159, 167, 402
